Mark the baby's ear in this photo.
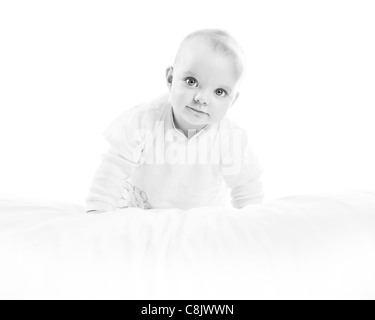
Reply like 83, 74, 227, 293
166, 66, 174, 90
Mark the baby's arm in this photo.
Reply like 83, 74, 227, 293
220, 122, 264, 209
86, 146, 139, 213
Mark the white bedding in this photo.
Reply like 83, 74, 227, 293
1, 189, 375, 300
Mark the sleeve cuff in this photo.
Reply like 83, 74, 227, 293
230, 177, 264, 209
86, 201, 116, 213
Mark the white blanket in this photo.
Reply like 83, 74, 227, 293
1, 190, 375, 300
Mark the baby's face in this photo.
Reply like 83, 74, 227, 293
167, 41, 242, 133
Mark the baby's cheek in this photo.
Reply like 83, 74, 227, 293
171, 88, 189, 104
211, 107, 229, 123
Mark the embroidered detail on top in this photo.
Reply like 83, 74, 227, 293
118, 181, 152, 210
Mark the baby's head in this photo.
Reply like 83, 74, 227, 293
166, 29, 246, 134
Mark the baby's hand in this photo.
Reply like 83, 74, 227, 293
118, 181, 152, 210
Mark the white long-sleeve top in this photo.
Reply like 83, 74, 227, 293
86, 93, 264, 212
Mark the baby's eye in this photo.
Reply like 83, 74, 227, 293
215, 88, 227, 97
185, 77, 198, 87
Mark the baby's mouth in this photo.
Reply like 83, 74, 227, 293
187, 106, 209, 116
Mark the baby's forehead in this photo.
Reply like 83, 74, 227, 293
176, 38, 245, 76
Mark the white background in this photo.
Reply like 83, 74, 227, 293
0, 0, 374, 205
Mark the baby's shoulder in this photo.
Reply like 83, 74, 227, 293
219, 114, 247, 133
216, 115, 252, 153
117, 93, 170, 130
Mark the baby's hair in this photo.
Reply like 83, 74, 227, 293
174, 28, 246, 79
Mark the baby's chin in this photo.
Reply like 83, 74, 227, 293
183, 108, 212, 125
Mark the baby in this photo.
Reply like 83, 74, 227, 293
86, 29, 264, 213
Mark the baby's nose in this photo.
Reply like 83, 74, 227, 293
194, 93, 209, 105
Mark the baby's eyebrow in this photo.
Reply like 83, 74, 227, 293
184, 71, 197, 77
183, 71, 233, 93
